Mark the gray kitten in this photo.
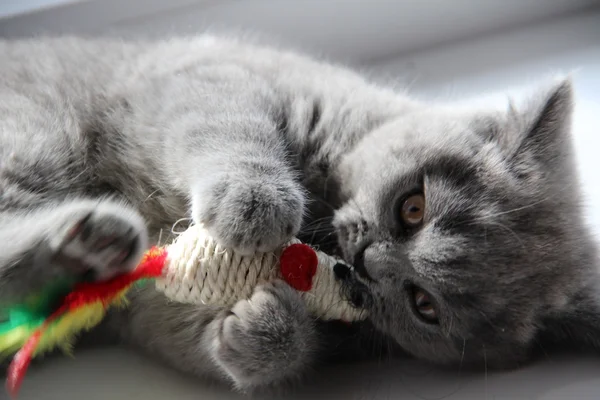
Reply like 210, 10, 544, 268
0, 35, 599, 393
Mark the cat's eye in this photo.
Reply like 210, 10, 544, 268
399, 193, 425, 228
411, 287, 438, 324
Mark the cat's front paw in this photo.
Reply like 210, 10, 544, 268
192, 174, 305, 255
208, 280, 316, 392
50, 201, 148, 281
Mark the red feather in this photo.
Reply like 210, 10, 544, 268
56, 247, 167, 313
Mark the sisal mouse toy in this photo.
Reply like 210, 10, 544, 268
0, 224, 366, 397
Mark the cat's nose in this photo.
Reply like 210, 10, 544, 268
353, 241, 374, 281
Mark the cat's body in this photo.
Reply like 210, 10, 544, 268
1, 35, 600, 393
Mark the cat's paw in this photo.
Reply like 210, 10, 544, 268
50, 201, 148, 281
208, 280, 316, 392
192, 173, 305, 255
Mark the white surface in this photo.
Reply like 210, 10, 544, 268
14, 349, 600, 400
0, 0, 83, 19
1, 0, 599, 64
1, 2, 600, 400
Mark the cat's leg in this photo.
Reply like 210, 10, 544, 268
0, 90, 149, 303
122, 279, 317, 393
0, 199, 149, 303
206, 279, 317, 391
150, 76, 306, 255
186, 137, 305, 255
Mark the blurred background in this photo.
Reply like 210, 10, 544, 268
1, 0, 598, 97
1, 1, 600, 399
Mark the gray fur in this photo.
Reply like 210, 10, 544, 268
0, 35, 598, 394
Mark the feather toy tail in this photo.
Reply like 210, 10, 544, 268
3, 246, 168, 398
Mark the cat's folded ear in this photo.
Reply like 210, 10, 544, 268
498, 77, 575, 166
536, 284, 600, 355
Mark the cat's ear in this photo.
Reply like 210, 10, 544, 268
536, 287, 600, 354
499, 78, 574, 165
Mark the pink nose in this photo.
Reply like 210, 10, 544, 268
279, 244, 318, 292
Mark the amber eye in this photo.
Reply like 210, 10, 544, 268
399, 193, 425, 227
412, 287, 438, 323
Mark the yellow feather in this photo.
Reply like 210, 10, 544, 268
0, 327, 36, 359
33, 288, 131, 357
33, 302, 107, 357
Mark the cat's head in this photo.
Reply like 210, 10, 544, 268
333, 78, 600, 369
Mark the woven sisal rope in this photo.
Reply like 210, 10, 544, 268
155, 224, 366, 321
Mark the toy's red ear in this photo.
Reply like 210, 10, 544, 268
280, 244, 318, 292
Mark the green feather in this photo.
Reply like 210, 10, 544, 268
0, 279, 75, 358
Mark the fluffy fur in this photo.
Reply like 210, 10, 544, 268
0, 35, 599, 393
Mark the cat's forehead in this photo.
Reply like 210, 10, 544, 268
390, 109, 487, 141
365, 113, 490, 166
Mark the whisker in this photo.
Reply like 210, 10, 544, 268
351, 199, 368, 220
171, 217, 192, 234
143, 188, 161, 203
533, 336, 552, 363
469, 220, 526, 248
302, 216, 333, 230
157, 228, 164, 247
318, 231, 338, 241
483, 344, 488, 400
459, 337, 466, 374
311, 195, 336, 211
445, 312, 455, 338
450, 194, 557, 229
302, 226, 335, 235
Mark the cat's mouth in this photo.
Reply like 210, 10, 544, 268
333, 262, 372, 309
309, 228, 373, 309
